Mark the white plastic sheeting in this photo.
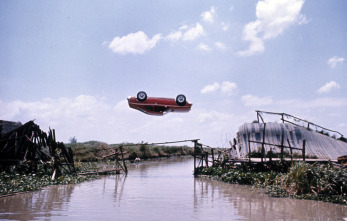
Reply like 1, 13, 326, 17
236, 122, 347, 160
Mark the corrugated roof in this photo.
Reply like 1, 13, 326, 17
236, 122, 347, 160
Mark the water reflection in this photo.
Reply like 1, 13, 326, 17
113, 174, 127, 206
0, 157, 346, 221
193, 176, 347, 221
0, 184, 75, 220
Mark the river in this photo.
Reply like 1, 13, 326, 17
0, 157, 346, 220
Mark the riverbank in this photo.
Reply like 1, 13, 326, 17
195, 161, 347, 205
67, 141, 193, 162
0, 140, 193, 197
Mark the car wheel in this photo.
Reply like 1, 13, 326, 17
176, 94, 186, 106
137, 91, 147, 102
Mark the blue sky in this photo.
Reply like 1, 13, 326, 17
1, 0, 346, 147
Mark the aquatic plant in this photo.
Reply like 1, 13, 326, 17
279, 162, 347, 196
195, 162, 347, 205
0, 163, 100, 197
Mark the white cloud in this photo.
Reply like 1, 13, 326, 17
238, 0, 305, 56
197, 111, 233, 124
109, 31, 161, 55
327, 56, 344, 68
317, 81, 340, 94
0, 95, 120, 143
201, 7, 216, 23
196, 42, 227, 51
221, 22, 230, 31
114, 99, 131, 112
241, 94, 273, 106
197, 43, 211, 51
182, 23, 205, 41
237, 21, 265, 56
221, 81, 238, 95
166, 30, 182, 41
298, 14, 308, 25
201, 81, 238, 95
0, 95, 112, 124
215, 42, 227, 50
166, 23, 205, 42
201, 82, 220, 94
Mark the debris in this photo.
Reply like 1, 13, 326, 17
0, 120, 75, 175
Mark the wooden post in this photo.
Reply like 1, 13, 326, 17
302, 140, 306, 162
257, 111, 260, 123
120, 146, 128, 173
193, 140, 197, 174
211, 149, 214, 167
280, 134, 284, 162
205, 151, 209, 168
269, 148, 272, 162
287, 139, 293, 163
261, 123, 266, 163
248, 132, 251, 163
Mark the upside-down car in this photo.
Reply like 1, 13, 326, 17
127, 91, 192, 116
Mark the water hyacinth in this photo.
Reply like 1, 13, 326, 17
0, 163, 100, 197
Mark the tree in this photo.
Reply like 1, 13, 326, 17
69, 136, 77, 144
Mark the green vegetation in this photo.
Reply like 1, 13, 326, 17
195, 162, 347, 205
67, 141, 193, 162
247, 148, 318, 159
0, 162, 100, 196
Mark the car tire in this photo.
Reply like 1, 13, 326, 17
176, 94, 186, 106
137, 91, 147, 102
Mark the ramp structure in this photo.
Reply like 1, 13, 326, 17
235, 111, 347, 161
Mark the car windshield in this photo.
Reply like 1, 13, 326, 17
144, 106, 168, 113
145, 106, 154, 111
154, 106, 166, 112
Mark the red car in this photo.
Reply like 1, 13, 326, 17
127, 91, 192, 116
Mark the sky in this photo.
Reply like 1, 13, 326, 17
1, 0, 346, 147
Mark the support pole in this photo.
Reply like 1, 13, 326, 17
280, 134, 284, 162
287, 139, 293, 164
261, 123, 266, 163
248, 132, 251, 164
193, 140, 197, 174
120, 146, 128, 173
211, 149, 214, 167
302, 140, 306, 162
205, 151, 209, 168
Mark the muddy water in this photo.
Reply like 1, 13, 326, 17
0, 157, 346, 221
